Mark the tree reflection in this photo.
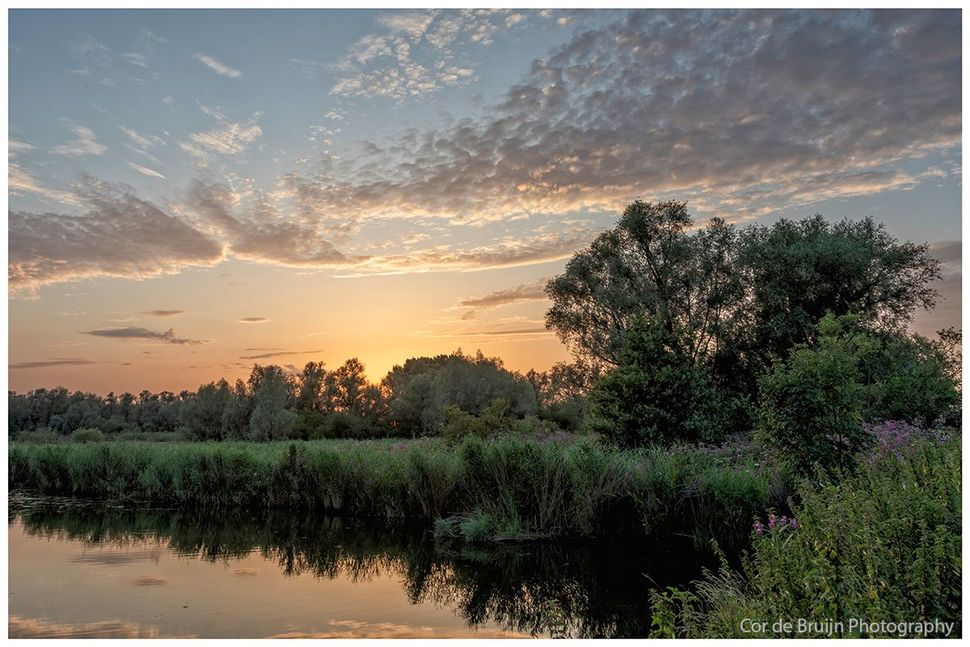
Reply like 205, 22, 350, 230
12, 498, 710, 638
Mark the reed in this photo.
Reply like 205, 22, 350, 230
9, 435, 788, 549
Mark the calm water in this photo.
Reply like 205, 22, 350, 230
8, 494, 710, 638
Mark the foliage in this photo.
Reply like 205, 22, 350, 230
545, 200, 743, 369
9, 435, 788, 549
545, 203, 943, 405
737, 215, 942, 365
247, 365, 297, 441
756, 314, 871, 476
855, 328, 960, 425
69, 428, 105, 443
649, 436, 961, 638
758, 314, 960, 476
590, 317, 728, 447
382, 350, 537, 437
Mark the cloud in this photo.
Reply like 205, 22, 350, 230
120, 126, 166, 162
51, 121, 106, 157
456, 327, 549, 336
179, 106, 262, 161
122, 52, 148, 68
8, 10, 961, 293
913, 240, 962, 338
460, 278, 550, 310
313, 9, 961, 222
9, 616, 169, 639
9, 177, 224, 294
928, 240, 961, 273
126, 161, 166, 179
142, 310, 184, 317
10, 358, 96, 369
193, 53, 242, 78
183, 178, 353, 267
9, 140, 79, 204
83, 326, 205, 345
335, 228, 597, 277
332, 9, 532, 100
238, 317, 269, 323
240, 349, 322, 360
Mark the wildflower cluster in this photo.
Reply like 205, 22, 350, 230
862, 419, 940, 464
753, 513, 797, 536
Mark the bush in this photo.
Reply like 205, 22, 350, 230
441, 398, 513, 443
590, 317, 727, 448
649, 435, 961, 638
15, 428, 63, 444
756, 314, 871, 476
69, 428, 105, 443
857, 331, 960, 425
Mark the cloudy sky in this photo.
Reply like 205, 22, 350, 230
8, 8, 962, 394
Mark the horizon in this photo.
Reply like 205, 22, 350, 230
8, 8, 962, 394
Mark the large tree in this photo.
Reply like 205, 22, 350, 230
545, 200, 743, 368
546, 201, 942, 388
737, 215, 941, 363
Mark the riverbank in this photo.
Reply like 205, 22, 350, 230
8, 435, 789, 551
649, 434, 962, 638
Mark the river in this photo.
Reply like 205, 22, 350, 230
8, 494, 711, 638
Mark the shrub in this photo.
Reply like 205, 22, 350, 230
69, 428, 105, 443
756, 314, 871, 476
15, 428, 63, 444
650, 436, 961, 638
590, 317, 727, 448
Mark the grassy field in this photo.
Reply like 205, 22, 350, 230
8, 435, 789, 550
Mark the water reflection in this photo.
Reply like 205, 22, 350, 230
9, 495, 711, 638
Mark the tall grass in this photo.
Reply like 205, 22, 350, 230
649, 435, 962, 637
9, 435, 788, 549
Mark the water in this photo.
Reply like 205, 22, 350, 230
8, 494, 711, 638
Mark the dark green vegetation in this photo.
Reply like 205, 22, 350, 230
650, 433, 961, 638
9, 435, 787, 554
547, 201, 957, 448
11, 496, 711, 639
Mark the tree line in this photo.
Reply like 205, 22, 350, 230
8, 350, 571, 442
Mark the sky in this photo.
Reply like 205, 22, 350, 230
7, 8, 962, 394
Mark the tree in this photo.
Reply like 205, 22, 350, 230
334, 358, 367, 415
220, 379, 252, 439
382, 350, 537, 437
546, 202, 944, 406
247, 365, 296, 441
589, 317, 726, 448
737, 215, 941, 365
545, 200, 743, 368
179, 380, 230, 440
296, 361, 326, 412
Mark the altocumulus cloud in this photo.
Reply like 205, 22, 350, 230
7, 10, 961, 292
9, 177, 224, 294
83, 326, 205, 345
297, 9, 960, 223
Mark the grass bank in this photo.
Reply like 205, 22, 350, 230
649, 434, 961, 638
8, 435, 789, 551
